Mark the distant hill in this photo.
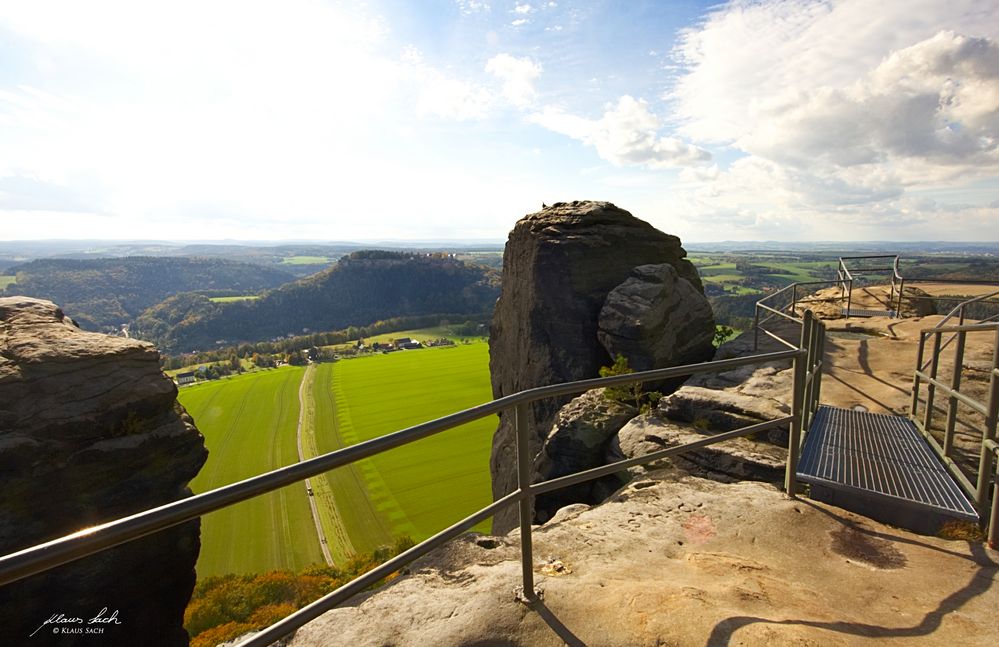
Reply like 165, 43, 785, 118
137, 251, 500, 352
2, 257, 293, 330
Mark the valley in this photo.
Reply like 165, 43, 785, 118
179, 341, 494, 577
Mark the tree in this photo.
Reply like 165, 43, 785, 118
599, 354, 641, 407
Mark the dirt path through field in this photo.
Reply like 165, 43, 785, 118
297, 364, 347, 565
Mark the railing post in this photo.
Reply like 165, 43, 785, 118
753, 305, 760, 351
975, 327, 999, 512
800, 314, 815, 433
791, 284, 798, 318
989, 455, 998, 549
847, 279, 853, 318
514, 402, 536, 600
923, 332, 943, 434
786, 310, 811, 497
943, 330, 966, 458
911, 331, 926, 418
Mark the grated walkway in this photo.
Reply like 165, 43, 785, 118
840, 307, 896, 318
797, 405, 977, 531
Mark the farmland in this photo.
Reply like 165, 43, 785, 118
0, 275, 15, 290
208, 295, 260, 303
319, 342, 495, 551
178, 341, 495, 576
180, 366, 322, 577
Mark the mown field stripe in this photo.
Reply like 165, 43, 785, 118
326, 343, 495, 544
181, 367, 324, 576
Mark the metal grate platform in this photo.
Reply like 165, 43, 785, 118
841, 308, 896, 318
798, 406, 978, 530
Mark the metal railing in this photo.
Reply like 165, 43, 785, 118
838, 255, 904, 314
912, 289, 999, 368
754, 279, 840, 352
0, 332, 828, 646
910, 317, 999, 543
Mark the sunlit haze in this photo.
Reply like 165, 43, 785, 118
2, 0, 998, 242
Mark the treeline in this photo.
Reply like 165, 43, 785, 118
142, 251, 500, 353
160, 313, 489, 370
186, 536, 414, 647
2, 256, 291, 331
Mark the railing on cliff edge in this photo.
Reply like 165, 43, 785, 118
909, 297, 999, 547
759, 275, 999, 546
0, 315, 826, 647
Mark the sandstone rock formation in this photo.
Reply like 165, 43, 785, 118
286, 475, 999, 647
489, 201, 712, 532
598, 263, 715, 376
0, 297, 207, 646
531, 390, 636, 523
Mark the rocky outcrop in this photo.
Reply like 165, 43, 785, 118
285, 476, 999, 647
489, 201, 711, 532
598, 263, 715, 376
610, 415, 786, 484
532, 390, 636, 523
0, 297, 207, 646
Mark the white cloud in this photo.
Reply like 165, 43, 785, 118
485, 53, 542, 107
514, 4, 533, 14
530, 96, 711, 168
455, 0, 491, 14
666, 0, 999, 235
511, 18, 529, 27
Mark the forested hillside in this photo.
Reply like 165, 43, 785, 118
2, 257, 293, 330
138, 251, 499, 352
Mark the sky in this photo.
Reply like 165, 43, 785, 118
1, 0, 998, 243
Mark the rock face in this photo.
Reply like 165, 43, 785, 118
489, 201, 710, 532
0, 297, 207, 646
598, 263, 715, 375
285, 476, 999, 647
531, 390, 636, 523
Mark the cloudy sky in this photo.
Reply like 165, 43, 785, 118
1, 0, 998, 242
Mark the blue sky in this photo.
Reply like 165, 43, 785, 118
1, 0, 998, 242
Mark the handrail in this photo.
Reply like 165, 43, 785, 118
0, 338, 818, 647
909, 319, 999, 539
0, 348, 799, 588
918, 290, 999, 372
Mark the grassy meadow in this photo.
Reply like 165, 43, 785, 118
180, 366, 323, 577
178, 341, 495, 576
320, 341, 496, 549
208, 295, 260, 303
0, 275, 16, 290
280, 255, 332, 265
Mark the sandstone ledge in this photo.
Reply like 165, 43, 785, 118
288, 476, 999, 647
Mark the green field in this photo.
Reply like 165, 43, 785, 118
280, 255, 332, 265
208, 295, 260, 303
319, 342, 496, 550
178, 342, 495, 576
180, 367, 323, 576
0, 275, 15, 290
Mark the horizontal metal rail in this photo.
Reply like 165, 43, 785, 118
757, 303, 802, 323
531, 417, 792, 497
759, 326, 799, 351
913, 371, 989, 417
0, 348, 798, 588
242, 490, 522, 647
